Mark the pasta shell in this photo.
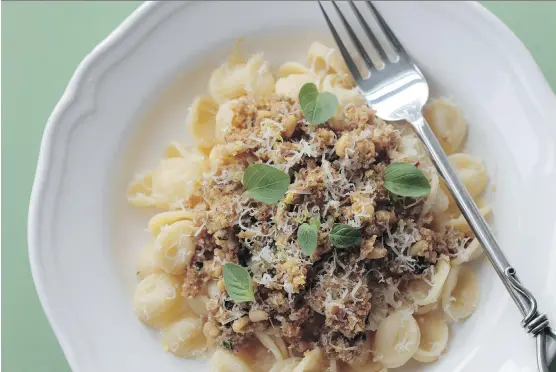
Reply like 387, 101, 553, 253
446, 203, 492, 234
413, 311, 449, 363
423, 172, 449, 215
255, 332, 289, 361
307, 41, 349, 75
346, 338, 388, 372
133, 273, 184, 329
127, 172, 156, 208
161, 317, 207, 358
209, 62, 247, 104
187, 96, 219, 153
406, 259, 451, 306
187, 295, 209, 317
209, 141, 246, 172
210, 348, 253, 372
346, 360, 387, 372
243, 53, 275, 98
451, 238, 484, 266
293, 348, 325, 372
423, 98, 468, 155
215, 100, 237, 143
148, 210, 196, 236
269, 358, 302, 372
396, 131, 429, 164
441, 266, 479, 321
415, 302, 439, 315
278, 62, 311, 77
151, 154, 207, 209
448, 153, 488, 197
164, 142, 189, 158
154, 220, 196, 274
136, 242, 161, 279
321, 78, 365, 106
275, 74, 316, 99
373, 310, 421, 368
321, 73, 355, 90
209, 52, 274, 104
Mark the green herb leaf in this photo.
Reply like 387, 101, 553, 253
298, 83, 339, 124
330, 223, 361, 249
298, 223, 318, 256
222, 263, 254, 303
309, 215, 321, 229
383, 162, 431, 198
221, 340, 234, 350
242, 164, 290, 204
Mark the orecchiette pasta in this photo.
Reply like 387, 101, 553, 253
348, 361, 388, 372
208, 141, 246, 171
413, 311, 449, 363
209, 53, 274, 104
210, 348, 253, 372
451, 238, 484, 266
414, 302, 439, 316
161, 317, 207, 358
423, 98, 468, 155
127, 172, 154, 207
254, 332, 288, 361
154, 220, 196, 274
215, 100, 237, 143
209, 62, 247, 104
446, 203, 492, 234
164, 142, 189, 158
346, 338, 388, 372
321, 73, 355, 90
406, 259, 451, 306
187, 295, 209, 317
133, 272, 185, 328
274, 74, 317, 99
307, 41, 349, 75
187, 95, 219, 153
150, 154, 207, 209
293, 348, 325, 372
148, 209, 196, 236
448, 153, 488, 197
136, 243, 161, 279
441, 265, 479, 321
269, 358, 302, 372
277, 61, 311, 77
373, 310, 421, 368
243, 53, 275, 98
322, 74, 364, 107
128, 40, 491, 370
423, 171, 449, 215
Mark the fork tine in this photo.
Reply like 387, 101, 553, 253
330, 1, 375, 71
348, 1, 388, 62
367, 1, 405, 54
318, 1, 362, 81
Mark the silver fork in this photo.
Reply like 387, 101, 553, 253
319, 1, 555, 371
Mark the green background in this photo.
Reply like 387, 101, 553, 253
2, 1, 555, 371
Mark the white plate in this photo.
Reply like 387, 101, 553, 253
28, 1, 556, 371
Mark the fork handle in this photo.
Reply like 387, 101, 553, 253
410, 114, 555, 372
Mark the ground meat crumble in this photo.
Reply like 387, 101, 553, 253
182, 94, 465, 363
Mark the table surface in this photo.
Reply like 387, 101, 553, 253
2, 1, 556, 371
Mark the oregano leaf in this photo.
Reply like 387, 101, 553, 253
298, 83, 339, 125
242, 164, 290, 204
383, 162, 431, 198
330, 223, 361, 249
222, 263, 254, 303
298, 223, 318, 256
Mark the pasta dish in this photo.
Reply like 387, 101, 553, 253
127, 41, 491, 372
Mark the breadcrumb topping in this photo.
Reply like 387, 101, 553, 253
186, 94, 457, 363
